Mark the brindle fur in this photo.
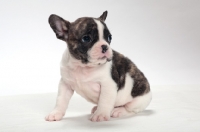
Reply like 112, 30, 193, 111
111, 50, 150, 97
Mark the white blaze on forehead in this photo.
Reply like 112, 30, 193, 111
94, 19, 104, 41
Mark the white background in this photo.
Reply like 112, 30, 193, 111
0, 0, 200, 96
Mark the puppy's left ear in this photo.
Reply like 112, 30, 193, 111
48, 14, 70, 41
99, 11, 108, 22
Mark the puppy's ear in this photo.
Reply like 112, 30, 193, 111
48, 14, 70, 41
99, 11, 108, 22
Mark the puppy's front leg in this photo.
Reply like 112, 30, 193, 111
90, 81, 117, 122
45, 78, 74, 121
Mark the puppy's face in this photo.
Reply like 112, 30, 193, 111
49, 11, 113, 67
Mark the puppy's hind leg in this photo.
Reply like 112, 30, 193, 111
125, 91, 152, 114
111, 91, 152, 118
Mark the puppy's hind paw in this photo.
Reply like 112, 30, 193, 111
111, 107, 129, 118
45, 110, 64, 121
90, 110, 110, 122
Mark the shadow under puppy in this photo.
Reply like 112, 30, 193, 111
45, 11, 152, 122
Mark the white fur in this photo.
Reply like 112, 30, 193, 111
45, 19, 152, 122
115, 73, 135, 107
127, 91, 152, 113
61, 48, 116, 104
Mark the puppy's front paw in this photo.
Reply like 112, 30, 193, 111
45, 110, 64, 121
90, 110, 110, 122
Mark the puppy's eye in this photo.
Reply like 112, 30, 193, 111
108, 35, 112, 42
82, 35, 91, 43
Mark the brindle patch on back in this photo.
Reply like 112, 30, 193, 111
111, 50, 150, 97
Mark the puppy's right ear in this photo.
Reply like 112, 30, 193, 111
48, 14, 70, 41
99, 11, 108, 22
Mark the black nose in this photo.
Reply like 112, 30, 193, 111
101, 45, 108, 53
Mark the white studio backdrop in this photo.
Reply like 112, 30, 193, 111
0, 0, 200, 96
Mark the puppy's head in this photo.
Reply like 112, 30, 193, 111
49, 11, 113, 67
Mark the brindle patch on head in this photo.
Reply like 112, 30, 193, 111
111, 50, 150, 97
66, 17, 99, 63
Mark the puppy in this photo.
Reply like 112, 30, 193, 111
45, 11, 152, 122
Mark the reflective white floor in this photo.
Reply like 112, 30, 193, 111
0, 85, 200, 132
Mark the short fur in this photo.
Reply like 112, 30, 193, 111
45, 11, 152, 122
111, 50, 150, 96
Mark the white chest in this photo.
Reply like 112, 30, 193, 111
61, 65, 104, 104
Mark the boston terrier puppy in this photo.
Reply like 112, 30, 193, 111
45, 11, 152, 122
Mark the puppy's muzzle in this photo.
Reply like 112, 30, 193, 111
101, 45, 108, 53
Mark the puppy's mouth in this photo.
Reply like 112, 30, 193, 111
98, 56, 112, 62
99, 56, 106, 60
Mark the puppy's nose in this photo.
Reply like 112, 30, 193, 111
101, 45, 108, 53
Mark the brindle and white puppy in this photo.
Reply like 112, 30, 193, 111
45, 11, 152, 122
